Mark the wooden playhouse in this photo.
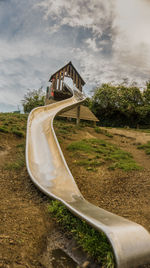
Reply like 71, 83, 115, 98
46, 61, 99, 125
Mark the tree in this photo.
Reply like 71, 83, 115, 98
91, 83, 144, 127
83, 97, 93, 109
22, 87, 45, 113
143, 82, 150, 104
91, 83, 121, 126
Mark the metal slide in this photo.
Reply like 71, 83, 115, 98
26, 88, 150, 267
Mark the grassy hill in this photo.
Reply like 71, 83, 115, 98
0, 113, 150, 267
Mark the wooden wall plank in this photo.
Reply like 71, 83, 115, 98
52, 76, 55, 90
58, 71, 61, 90
62, 68, 65, 81
76, 73, 78, 89
55, 73, 58, 90
50, 63, 85, 92
73, 69, 76, 84
79, 78, 82, 91
67, 65, 69, 76
70, 65, 73, 79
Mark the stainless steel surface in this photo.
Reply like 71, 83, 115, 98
26, 89, 150, 268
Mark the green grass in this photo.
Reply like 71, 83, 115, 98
0, 113, 27, 138
95, 127, 113, 138
59, 125, 76, 135
137, 141, 150, 155
3, 143, 25, 171
16, 143, 25, 149
11, 129, 24, 137
76, 157, 104, 172
54, 120, 77, 135
4, 158, 24, 170
0, 113, 26, 170
48, 200, 115, 267
67, 138, 141, 171
0, 126, 9, 133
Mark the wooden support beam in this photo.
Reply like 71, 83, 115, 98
93, 121, 96, 127
76, 73, 78, 89
62, 68, 65, 91
62, 68, 65, 81
79, 78, 82, 91
55, 73, 58, 90
58, 71, 61, 91
73, 69, 76, 84
52, 76, 55, 90
70, 65, 73, 79
67, 65, 70, 76
76, 105, 80, 125
66, 66, 68, 76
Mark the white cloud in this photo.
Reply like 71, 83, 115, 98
1, 0, 150, 112
113, 0, 150, 75
37, 0, 150, 87
0, 34, 76, 109
66, 0, 150, 89
36, 0, 114, 37
72, 46, 148, 90
85, 38, 102, 52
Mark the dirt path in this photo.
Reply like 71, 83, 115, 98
103, 127, 150, 144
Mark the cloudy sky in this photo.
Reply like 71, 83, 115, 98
0, 0, 150, 112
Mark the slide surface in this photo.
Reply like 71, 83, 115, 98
26, 88, 150, 268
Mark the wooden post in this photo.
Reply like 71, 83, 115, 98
93, 121, 96, 127
52, 77, 55, 90
62, 68, 65, 90
62, 68, 65, 81
70, 65, 73, 79
76, 73, 78, 89
67, 65, 70, 76
79, 78, 82, 91
73, 70, 76, 85
76, 105, 80, 125
58, 71, 61, 90
65, 66, 67, 75
55, 73, 58, 90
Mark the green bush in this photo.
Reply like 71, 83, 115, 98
89, 82, 150, 128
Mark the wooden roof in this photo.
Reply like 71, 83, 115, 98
58, 105, 99, 122
49, 61, 85, 86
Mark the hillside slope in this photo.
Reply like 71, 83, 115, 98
0, 113, 150, 267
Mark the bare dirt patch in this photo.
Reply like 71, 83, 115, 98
56, 124, 150, 232
104, 127, 150, 144
0, 133, 54, 268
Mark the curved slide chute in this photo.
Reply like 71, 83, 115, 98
26, 88, 150, 267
